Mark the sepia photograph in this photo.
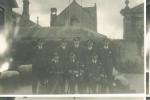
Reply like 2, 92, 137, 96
0, 0, 144, 94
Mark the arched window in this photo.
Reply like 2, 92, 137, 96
0, 7, 5, 30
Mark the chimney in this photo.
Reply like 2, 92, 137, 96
22, 0, 30, 20
50, 8, 57, 27
94, 3, 97, 32
37, 16, 39, 25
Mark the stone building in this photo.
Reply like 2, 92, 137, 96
12, 0, 102, 41
120, 0, 144, 42
0, 0, 18, 32
114, 0, 144, 73
6, 0, 144, 73
50, 0, 97, 32
120, 0, 144, 52
10, 0, 106, 66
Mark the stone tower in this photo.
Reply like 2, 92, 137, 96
120, 0, 131, 40
22, 0, 30, 21
120, 0, 144, 41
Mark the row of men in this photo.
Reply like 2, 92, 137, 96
32, 37, 118, 94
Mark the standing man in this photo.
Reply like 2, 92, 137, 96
102, 39, 114, 93
48, 52, 64, 94
84, 40, 95, 92
67, 52, 79, 94
70, 37, 85, 93
56, 39, 69, 93
87, 54, 103, 93
67, 51, 86, 94
32, 39, 47, 94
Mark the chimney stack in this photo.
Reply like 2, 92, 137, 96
50, 8, 57, 27
22, 0, 30, 21
37, 16, 39, 25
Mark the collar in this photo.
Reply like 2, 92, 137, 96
75, 44, 79, 48
54, 60, 59, 63
61, 46, 66, 50
72, 59, 75, 63
38, 45, 43, 49
88, 46, 93, 50
92, 60, 97, 64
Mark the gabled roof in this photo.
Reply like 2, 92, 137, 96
53, 0, 97, 31
57, 0, 95, 19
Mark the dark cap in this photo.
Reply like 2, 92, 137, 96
73, 37, 80, 41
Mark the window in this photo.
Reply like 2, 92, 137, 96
0, 7, 5, 30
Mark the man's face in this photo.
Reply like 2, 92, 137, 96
74, 40, 80, 45
88, 41, 93, 47
54, 55, 59, 61
61, 42, 67, 48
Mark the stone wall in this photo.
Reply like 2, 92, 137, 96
114, 40, 143, 73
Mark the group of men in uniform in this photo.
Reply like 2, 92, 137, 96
32, 37, 117, 94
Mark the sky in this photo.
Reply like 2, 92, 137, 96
15, 97, 144, 100
13, 0, 143, 39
